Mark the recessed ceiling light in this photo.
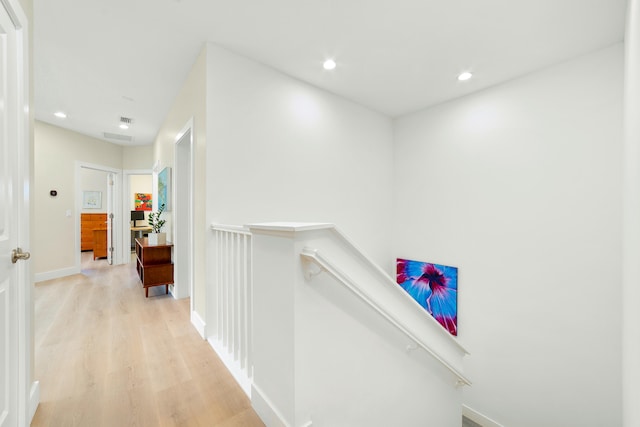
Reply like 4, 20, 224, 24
54, 111, 67, 119
119, 123, 129, 130
323, 59, 337, 70
458, 71, 473, 81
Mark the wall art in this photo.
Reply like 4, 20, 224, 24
135, 193, 152, 211
158, 167, 171, 211
82, 191, 102, 209
396, 258, 458, 336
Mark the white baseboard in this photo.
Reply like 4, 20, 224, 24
35, 266, 80, 283
249, 384, 313, 427
29, 381, 40, 423
208, 337, 252, 397
251, 383, 290, 427
190, 310, 206, 339
463, 404, 504, 427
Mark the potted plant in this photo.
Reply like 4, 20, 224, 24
147, 203, 166, 245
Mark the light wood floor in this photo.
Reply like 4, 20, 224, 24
31, 252, 264, 427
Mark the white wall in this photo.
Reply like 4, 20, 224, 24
205, 43, 394, 268
122, 145, 154, 170
34, 121, 123, 276
249, 225, 463, 427
153, 46, 207, 306
392, 45, 623, 426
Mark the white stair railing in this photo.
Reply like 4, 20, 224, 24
300, 246, 470, 386
210, 224, 253, 396
210, 222, 469, 426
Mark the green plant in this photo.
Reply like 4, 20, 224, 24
148, 203, 166, 233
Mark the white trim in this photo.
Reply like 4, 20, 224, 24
251, 383, 290, 427
190, 310, 206, 338
210, 223, 252, 235
34, 266, 80, 283
29, 381, 40, 423
248, 222, 335, 233
173, 119, 195, 302
249, 384, 312, 427
208, 337, 252, 397
462, 405, 504, 427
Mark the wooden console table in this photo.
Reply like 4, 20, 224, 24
135, 237, 174, 297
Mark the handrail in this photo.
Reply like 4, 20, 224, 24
300, 247, 471, 386
330, 227, 468, 354
211, 223, 252, 235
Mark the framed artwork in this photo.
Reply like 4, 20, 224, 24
135, 193, 152, 211
158, 167, 171, 211
396, 258, 458, 336
82, 191, 102, 209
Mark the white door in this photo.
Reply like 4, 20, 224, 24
0, 0, 30, 426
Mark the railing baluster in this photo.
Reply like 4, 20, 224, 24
228, 233, 234, 357
245, 233, 250, 370
248, 233, 253, 378
210, 224, 254, 391
224, 231, 230, 348
235, 232, 241, 360
215, 230, 221, 339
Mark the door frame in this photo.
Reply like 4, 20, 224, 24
75, 162, 122, 269
173, 119, 195, 303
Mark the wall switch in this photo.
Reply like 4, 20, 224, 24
65, 210, 71, 217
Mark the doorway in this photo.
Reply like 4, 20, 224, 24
75, 163, 122, 270
174, 121, 194, 302
123, 171, 153, 262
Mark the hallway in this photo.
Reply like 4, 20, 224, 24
31, 253, 264, 426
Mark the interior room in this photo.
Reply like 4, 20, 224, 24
5, 1, 638, 427
128, 174, 153, 252
79, 167, 109, 261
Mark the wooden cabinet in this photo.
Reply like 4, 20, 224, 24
81, 213, 107, 251
135, 238, 174, 297
93, 229, 107, 260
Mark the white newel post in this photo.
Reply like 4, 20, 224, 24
248, 222, 334, 427
624, 2, 640, 426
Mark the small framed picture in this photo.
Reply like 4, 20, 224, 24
158, 167, 171, 211
82, 191, 102, 209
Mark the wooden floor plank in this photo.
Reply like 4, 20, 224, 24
31, 252, 264, 427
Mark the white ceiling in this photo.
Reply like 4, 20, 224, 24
34, 0, 628, 146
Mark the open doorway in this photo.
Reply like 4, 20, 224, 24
76, 163, 121, 269
123, 171, 153, 262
